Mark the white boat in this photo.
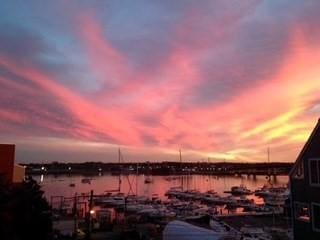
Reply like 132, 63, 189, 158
264, 196, 287, 207
237, 196, 254, 205
264, 189, 289, 206
138, 206, 176, 218
151, 193, 160, 201
255, 186, 289, 198
144, 176, 153, 184
163, 220, 227, 240
126, 204, 150, 213
126, 195, 149, 203
202, 194, 222, 204
230, 185, 251, 195
165, 176, 180, 181
94, 194, 125, 206
206, 190, 218, 195
217, 196, 237, 205
165, 187, 184, 198
81, 178, 91, 184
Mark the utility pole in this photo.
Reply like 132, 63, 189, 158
73, 193, 78, 238
86, 190, 94, 240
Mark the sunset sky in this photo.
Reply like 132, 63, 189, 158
1, 0, 320, 163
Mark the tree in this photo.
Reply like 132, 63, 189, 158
0, 176, 52, 240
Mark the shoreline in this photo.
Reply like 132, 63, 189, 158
24, 161, 293, 176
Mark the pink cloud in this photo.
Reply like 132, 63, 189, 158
0, 56, 141, 145
1, 8, 320, 163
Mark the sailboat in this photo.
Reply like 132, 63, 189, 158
81, 178, 91, 184
144, 177, 153, 184
104, 148, 122, 193
144, 161, 153, 184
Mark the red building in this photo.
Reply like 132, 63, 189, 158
0, 144, 25, 183
0, 144, 15, 182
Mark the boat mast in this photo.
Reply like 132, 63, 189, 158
267, 147, 271, 181
179, 149, 182, 173
136, 163, 138, 196
179, 149, 184, 190
118, 148, 122, 192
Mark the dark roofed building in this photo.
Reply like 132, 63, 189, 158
290, 119, 320, 240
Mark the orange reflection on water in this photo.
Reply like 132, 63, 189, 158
35, 174, 288, 204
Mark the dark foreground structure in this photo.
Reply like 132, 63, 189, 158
0, 177, 52, 240
290, 119, 320, 240
0, 144, 15, 182
0, 144, 51, 240
0, 144, 25, 183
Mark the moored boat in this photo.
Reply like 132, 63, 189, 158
144, 176, 153, 184
229, 185, 252, 195
81, 178, 91, 184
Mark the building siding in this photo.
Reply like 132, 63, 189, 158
290, 120, 320, 240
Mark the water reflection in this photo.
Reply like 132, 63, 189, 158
34, 174, 288, 202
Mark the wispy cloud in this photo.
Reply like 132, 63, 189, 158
0, 1, 320, 162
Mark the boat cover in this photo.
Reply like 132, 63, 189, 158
163, 220, 225, 240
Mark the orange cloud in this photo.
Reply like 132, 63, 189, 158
0, 56, 141, 145
1, 11, 320, 163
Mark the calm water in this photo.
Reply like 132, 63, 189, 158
34, 174, 289, 203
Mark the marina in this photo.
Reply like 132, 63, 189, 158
35, 173, 291, 239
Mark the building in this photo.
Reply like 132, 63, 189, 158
0, 144, 25, 183
289, 119, 320, 240
13, 164, 26, 183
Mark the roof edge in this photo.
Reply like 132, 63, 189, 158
289, 118, 320, 177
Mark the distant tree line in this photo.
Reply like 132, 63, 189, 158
24, 161, 294, 176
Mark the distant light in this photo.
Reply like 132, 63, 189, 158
41, 166, 45, 171
68, 167, 72, 171
98, 168, 102, 171
90, 210, 95, 215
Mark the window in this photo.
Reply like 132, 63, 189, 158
294, 202, 310, 222
309, 159, 320, 186
312, 203, 320, 231
293, 161, 304, 179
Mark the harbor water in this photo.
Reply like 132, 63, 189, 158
34, 174, 289, 203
